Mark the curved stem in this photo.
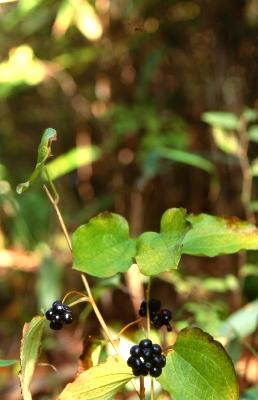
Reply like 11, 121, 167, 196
62, 290, 87, 304
117, 318, 142, 338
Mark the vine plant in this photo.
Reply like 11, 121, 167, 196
11, 128, 258, 399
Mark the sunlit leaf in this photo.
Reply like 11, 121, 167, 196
72, 0, 102, 41
20, 316, 45, 400
219, 299, 258, 340
158, 327, 238, 400
202, 111, 239, 130
45, 145, 100, 180
158, 147, 214, 173
136, 208, 190, 276
52, 0, 74, 37
72, 212, 136, 277
183, 213, 258, 256
16, 128, 57, 194
0, 359, 19, 367
0, 45, 46, 96
58, 355, 133, 400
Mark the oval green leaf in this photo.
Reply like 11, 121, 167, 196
159, 327, 238, 400
58, 355, 133, 400
72, 212, 136, 277
16, 128, 57, 194
20, 316, 45, 400
136, 208, 190, 276
183, 213, 258, 256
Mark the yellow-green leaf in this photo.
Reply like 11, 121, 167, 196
72, 212, 136, 277
136, 208, 190, 275
58, 355, 133, 400
183, 213, 258, 256
20, 316, 45, 400
16, 128, 57, 194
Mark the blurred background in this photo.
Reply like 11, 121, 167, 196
0, 0, 258, 399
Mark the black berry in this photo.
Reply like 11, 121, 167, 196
150, 366, 162, 377
46, 309, 54, 321
139, 339, 152, 349
127, 341, 166, 378
130, 345, 141, 357
63, 312, 73, 324
45, 300, 73, 331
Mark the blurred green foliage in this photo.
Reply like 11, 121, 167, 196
0, 0, 258, 397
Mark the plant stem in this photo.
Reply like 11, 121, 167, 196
150, 377, 155, 400
146, 278, 155, 400
81, 274, 119, 352
43, 185, 72, 251
117, 318, 142, 338
44, 181, 140, 397
146, 278, 151, 338
43, 183, 118, 352
139, 376, 145, 400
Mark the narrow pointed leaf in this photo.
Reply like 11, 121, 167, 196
72, 212, 136, 277
136, 208, 190, 275
159, 327, 238, 400
0, 359, 19, 367
58, 355, 133, 400
20, 316, 45, 400
16, 128, 57, 194
183, 213, 258, 256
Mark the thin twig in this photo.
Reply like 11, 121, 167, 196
146, 278, 151, 338
43, 185, 72, 250
139, 376, 145, 400
117, 318, 142, 338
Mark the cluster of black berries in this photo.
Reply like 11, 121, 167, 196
45, 300, 73, 330
127, 339, 166, 377
139, 298, 172, 332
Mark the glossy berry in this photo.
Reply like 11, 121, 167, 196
49, 320, 63, 330
63, 312, 73, 324
150, 366, 162, 377
127, 341, 166, 378
46, 309, 54, 321
45, 300, 73, 331
139, 339, 152, 348
130, 345, 141, 356
160, 309, 172, 323
138, 298, 161, 317
152, 344, 162, 355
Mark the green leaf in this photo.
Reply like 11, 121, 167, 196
202, 111, 239, 130
158, 147, 214, 173
72, 212, 136, 277
37, 257, 63, 311
136, 208, 190, 276
58, 355, 133, 400
0, 359, 19, 367
20, 316, 45, 400
159, 327, 238, 400
16, 128, 57, 194
219, 299, 258, 340
45, 145, 101, 181
183, 213, 258, 256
